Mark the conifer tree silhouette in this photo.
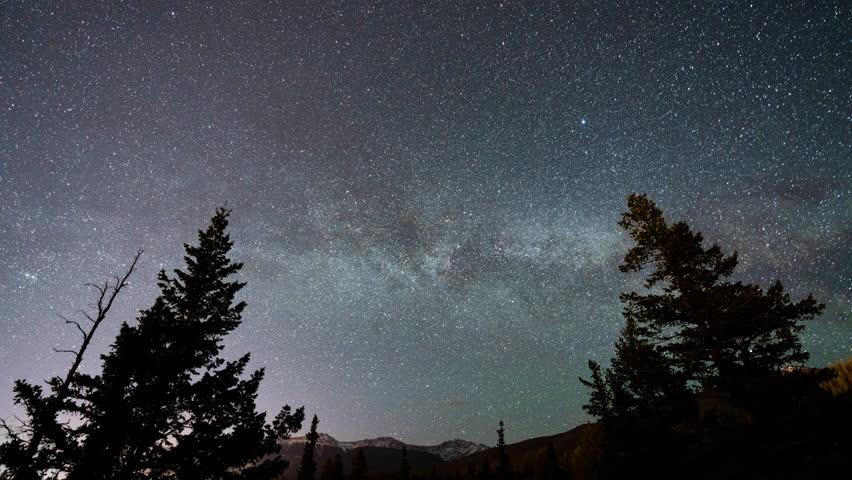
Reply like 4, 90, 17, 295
495, 420, 511, 480
579, 194, 828, 477
582, 194, 823, 420
62, 208, 304, 479
298, 415, 320, 480
0, 251, 142, 480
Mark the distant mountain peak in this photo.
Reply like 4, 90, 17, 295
287, 432, 489, 462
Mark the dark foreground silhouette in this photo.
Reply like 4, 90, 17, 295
2, 197, 848, 480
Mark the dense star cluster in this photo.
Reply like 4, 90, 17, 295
0, 1, 848, 445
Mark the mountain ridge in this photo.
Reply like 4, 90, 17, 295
280, 432, 490, 462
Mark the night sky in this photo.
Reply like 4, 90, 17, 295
1, 1, 849, 446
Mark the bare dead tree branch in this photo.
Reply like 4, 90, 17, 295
57, 314, 87, 341
12, 416, 32, 432
56, 249, 143, 396
13, 249, 144, 479
79, 310, 95, 324
51, 347, 79, 356
0, 417, 23, 442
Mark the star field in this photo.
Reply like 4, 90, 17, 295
1, 1, 849, 445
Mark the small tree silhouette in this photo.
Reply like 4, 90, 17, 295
298, 415, 320, 480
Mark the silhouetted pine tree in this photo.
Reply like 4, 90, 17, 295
399, 445, 411, 480
320, 453, 343, 480
350, 449, 368, 480
583, 194, 824, 412
63, 208, 305, 479
495, 421, 511, 480
0, 252, 142, 480
298, 415, 320, 480
581, 317, 688, 421
580, 193, 827, 477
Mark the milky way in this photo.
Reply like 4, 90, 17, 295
1, 1, 849, 445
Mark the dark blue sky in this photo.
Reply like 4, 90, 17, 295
1, 0, 849, 445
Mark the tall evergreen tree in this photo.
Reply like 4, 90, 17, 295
298, 415, 320, 480
581, 317, 688, 421
619, 193, 822, 388
580, 193, 827, 476
350, 449, 368, 480
0, 252, 142, 480
62, 208, 304, 479
495, 420, 511, 480
582, 194, 824, 418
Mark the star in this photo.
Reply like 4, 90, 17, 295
0, 0, 848, 446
